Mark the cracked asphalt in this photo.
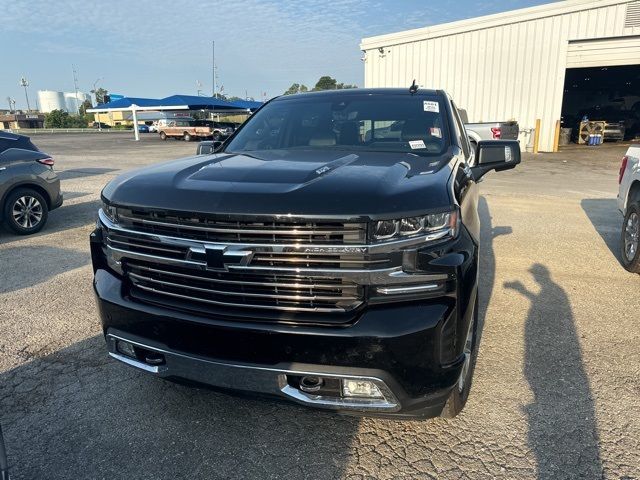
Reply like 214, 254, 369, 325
1, 133, 639, 479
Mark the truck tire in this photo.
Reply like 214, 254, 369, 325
159, 131, 167, 140
183, 132, 192, 142
441, 297, 478, 418
3, 188, 49, 235
621, 202, 640, 274
213, 131, 221, 141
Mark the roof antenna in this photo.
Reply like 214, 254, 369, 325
409, 79, 418, 94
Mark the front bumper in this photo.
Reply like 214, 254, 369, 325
94, 264, 470, 418
91, 209, 479, 418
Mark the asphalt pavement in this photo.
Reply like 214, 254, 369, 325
0, 134, 638, 479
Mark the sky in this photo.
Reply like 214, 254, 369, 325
2, 0, 552, 109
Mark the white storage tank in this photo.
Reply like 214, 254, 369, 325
64, 92, 91, 113
37, 90, 66, 113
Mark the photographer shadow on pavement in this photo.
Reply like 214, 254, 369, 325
504, 264, 603, 479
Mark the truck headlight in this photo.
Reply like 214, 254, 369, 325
372, 209, 458, 243
102, 202, 118, 223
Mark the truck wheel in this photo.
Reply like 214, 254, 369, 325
621, 202, 640, 274
183, 132, 192, 142
213, 131, 221, 141
441, 297, 478, 418
3, 188, 49, 235
159, 132, 167, 140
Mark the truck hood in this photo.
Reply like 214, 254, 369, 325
102, 149, 455, 218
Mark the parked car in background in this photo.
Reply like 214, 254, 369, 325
158, 119, 213, 141
138, 124, 150, 134
148, 123, 158, 133
0, 132, 62, 235
618, 144, 640, 273
193, 120, 234, 140
92, 122, 111, 129
92, 87, 521, 419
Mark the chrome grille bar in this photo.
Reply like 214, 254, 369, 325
116, 209, 367, 245
128, 272, 359, 302
132, 284, 351, 313
129, 264, 359, 291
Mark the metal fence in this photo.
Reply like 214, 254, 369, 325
3, 128, 132, 135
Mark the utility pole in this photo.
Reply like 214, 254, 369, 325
72, 64, 80, 114
212, 40, 216, 98
92, 77, 103, 104
19, 77, 30, 111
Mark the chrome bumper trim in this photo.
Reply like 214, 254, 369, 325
106, 332, 400, 412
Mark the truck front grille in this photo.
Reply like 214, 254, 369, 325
102, 209, 375, 319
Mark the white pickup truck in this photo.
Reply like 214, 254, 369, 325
458, 109, 519, 148
618, 144, 640, 273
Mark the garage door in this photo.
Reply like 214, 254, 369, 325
567, 36, 640, 68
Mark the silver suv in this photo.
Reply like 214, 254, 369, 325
618, 144, 640, 273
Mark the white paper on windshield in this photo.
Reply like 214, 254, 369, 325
423, 101, 439, 113
430, 127, 442, 138
409, 140, 426, 149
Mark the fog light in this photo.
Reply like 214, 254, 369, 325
116, 340, 137, 359
342, 379, 384, 399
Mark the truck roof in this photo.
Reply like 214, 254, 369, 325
274, 88, 444, 101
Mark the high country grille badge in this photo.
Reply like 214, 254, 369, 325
303, 247, 367, 254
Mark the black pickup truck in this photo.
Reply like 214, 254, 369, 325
91, 88, 520, 419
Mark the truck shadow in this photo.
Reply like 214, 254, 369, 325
0, 245, 88, 293
0, 336, 360, 480
57, 167, 119, 180
478, 196, 512, 345
504, 265, 603, 478
581, 198, 621, 263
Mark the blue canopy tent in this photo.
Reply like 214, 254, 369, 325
92, 97, 162, 110
87, 95, 264, 140
157, 95, 248, 111
228, 99, 264, 111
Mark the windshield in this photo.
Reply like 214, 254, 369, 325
225, 94, 450, 156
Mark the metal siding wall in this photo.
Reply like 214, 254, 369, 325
566, 37, 640, 67
363, 2, 638, 151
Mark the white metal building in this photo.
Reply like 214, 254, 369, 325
360, 0, 640, 151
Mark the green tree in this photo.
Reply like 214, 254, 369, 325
312, 76, 357, 91
79, 99, 93, 115
44, 109, 92, 128
283, 83, 308, 95
91, 87, 108, 104
44, 109, 70, 128
313, 76, 337, 91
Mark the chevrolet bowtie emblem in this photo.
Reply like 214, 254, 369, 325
188, 245, 254, 271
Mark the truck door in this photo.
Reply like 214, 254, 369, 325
451, 100, 480, 243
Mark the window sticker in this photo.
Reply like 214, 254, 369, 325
430, 127, 442, 138
409, 140, 426, 149
423, 101, 439, 113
